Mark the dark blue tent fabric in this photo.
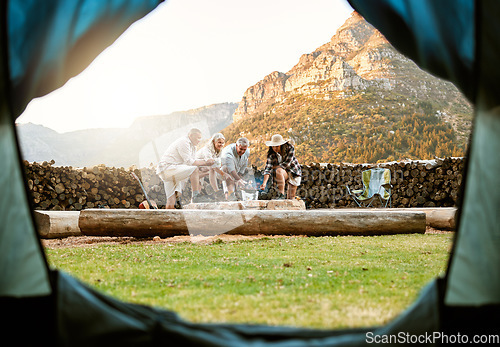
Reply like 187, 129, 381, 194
7, 0, 163, 118
346, 0, 475, 102
349, 0, 500, 329
1, 1, 161, 345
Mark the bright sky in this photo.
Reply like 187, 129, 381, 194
16, 0, 353, 134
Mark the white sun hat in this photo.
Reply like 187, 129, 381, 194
265, 134, 288, 146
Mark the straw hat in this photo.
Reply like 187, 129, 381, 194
265, 134, 288, 146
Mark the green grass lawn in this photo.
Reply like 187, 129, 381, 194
45, 234, 453, 329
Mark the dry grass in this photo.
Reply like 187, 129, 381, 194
44, 230, 453, 329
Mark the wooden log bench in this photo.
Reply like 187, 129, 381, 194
78, 208, 426, 238
394, 207, 456, 230
184, 199, 306, 210
35, 210, 82, 238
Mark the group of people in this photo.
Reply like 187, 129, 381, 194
156, 129, 302, 208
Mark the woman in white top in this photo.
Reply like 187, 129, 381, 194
196, 133, 231, 198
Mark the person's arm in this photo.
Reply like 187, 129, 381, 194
262, 153, 274, 176
228, 169, 239, 180
260, 155, 274, 190
193, 158, 214, 166
227, 165, 249, 187
214, 167, 232, 180
195, 147, 216, 167
221, 149, 239, 180
260, 173, 271, 190
179, 140, 214, 166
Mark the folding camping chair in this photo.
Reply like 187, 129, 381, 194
346, 168, 392, 207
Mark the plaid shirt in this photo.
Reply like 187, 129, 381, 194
263, 143, 301, 178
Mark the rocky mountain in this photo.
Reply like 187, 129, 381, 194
18, 12, 473, 169
227, 12, 472, 167
17, 102, 237, 168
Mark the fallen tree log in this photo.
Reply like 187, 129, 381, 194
184, 200, 305, 210
395, 207, 456, 230
35, 211, 82, 238
79, 209, 426, 238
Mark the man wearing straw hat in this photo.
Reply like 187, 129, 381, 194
259, 134, 301, 199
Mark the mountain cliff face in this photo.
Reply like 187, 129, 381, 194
227, 12, 472, 166
234, 12, 469, 123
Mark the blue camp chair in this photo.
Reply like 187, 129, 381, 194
346, 168, 392, 207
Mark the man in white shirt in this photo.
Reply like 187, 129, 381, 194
156, 128, 214, 208
220, 137, 251, 200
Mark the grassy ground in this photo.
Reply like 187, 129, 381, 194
45, 233, 453, 329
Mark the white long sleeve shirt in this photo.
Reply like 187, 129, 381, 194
156, 136, 196, 174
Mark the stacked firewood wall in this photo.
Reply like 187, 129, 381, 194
25, 161, 149, 210
291, 157, 463, 208
24, 157, 463, 210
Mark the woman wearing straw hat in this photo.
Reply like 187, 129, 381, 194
259, 134, 301, 199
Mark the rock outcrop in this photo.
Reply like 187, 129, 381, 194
233, 12, 466, 122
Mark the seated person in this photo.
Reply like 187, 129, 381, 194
196, 132, 231, 200
220, 137, 251, 200
259, 134, 301, 199
156, 128, 214, 208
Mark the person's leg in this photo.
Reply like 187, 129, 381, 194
207, 169, 226, 200
198, 169, 210, 180
208, 169, 219, 192
190, 167, 201, 194
190, 167, 214, 203
287, 183, 297, 199
275, 168, 288, 195
160, 165, 197, 207
165, 193, 176, 209
286, 173, 301, 200
160, 176, 177, 209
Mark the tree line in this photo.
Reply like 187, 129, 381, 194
222, 91, 469, 168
